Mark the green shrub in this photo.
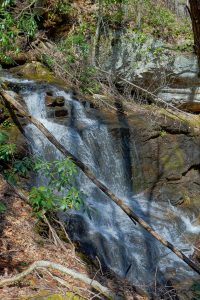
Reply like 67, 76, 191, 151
0, 143, 16, 161
0, 1, 16, 63
29, 157, 82, 217
18, 13, 38, 38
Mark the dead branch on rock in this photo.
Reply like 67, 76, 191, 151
1, 88, 200, 276
0, 260, 116, 299
96, 67, 198, 122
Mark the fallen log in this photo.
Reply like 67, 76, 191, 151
0, 260, 116, 299
1, 88, 200, 276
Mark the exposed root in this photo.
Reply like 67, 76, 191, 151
0, 260, 116, 299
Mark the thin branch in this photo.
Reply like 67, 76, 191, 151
15, 0, 37, 19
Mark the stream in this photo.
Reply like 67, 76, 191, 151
2, 74, 200, 292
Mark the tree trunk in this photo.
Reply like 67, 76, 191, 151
189, 0, 200, 72
1, 89, 200, 276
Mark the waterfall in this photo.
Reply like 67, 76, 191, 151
2, 75, 200, 289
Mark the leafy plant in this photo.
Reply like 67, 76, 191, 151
56, 1, 72, 14
0, 130, 8, 144
0, 201, 6, 213
2, 119, 14, 128
0, 143, 16, 161
159, 130, 167, 138
0, 1, 16, 63
18, 13, 38, 38
41, 54, 55, 69
0, 130, 16, 162
13, 157, 33, 176
29, 157, 82, 216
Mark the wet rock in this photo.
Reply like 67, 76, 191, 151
55, 108, 68, 117
47, 108, 69, 118
45, 95, 65, 107
178, 101, 200, 113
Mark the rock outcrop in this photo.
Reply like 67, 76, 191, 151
101, 106, 200, 207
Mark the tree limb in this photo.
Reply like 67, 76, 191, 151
1, 89, 200, 276
0, 260, 116, 299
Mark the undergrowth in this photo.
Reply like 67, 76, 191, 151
0, 127, 81, 218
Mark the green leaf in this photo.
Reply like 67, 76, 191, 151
0, 131, 8, 144
0, 201, 6, 213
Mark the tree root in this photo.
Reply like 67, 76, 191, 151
0, 260, 116, 299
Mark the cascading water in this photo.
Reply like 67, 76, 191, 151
2, 74, 200, 290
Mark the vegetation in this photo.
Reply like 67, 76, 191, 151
0, 123, 81, 218
0, 0, 194, 94
0, 1, 200, 299
30, 157, 81, 217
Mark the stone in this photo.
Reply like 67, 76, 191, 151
178, 101, 200, 113
55, 108, 68, 117
102, 106, 200, 207
9, 61, 66, 85
45, 95, 65, 107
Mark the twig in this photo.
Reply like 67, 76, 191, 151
96, 256, 104, 276
15, 0, 37, 19
53, 218, 75, 252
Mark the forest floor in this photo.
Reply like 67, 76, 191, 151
0, 178, 147, 300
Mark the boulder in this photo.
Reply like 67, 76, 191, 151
45, 95, 65, 107
9, 61, 66, 85
55, 108, 68, 117
46, 108, 69, 119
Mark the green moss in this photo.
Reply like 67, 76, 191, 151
161, 147, 184, 172
10, 62, 66, 86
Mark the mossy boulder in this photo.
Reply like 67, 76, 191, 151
9, 62, 66, 85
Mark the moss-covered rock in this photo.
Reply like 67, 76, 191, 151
9, 62, 66, 85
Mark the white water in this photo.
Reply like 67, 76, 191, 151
3, 76, 200, 289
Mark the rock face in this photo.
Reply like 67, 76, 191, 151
101, 32, 200, 113
130, 117, 200, 206
101, 31, 172, 84
103, 107, 200, 207
158, 54, 200, 113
